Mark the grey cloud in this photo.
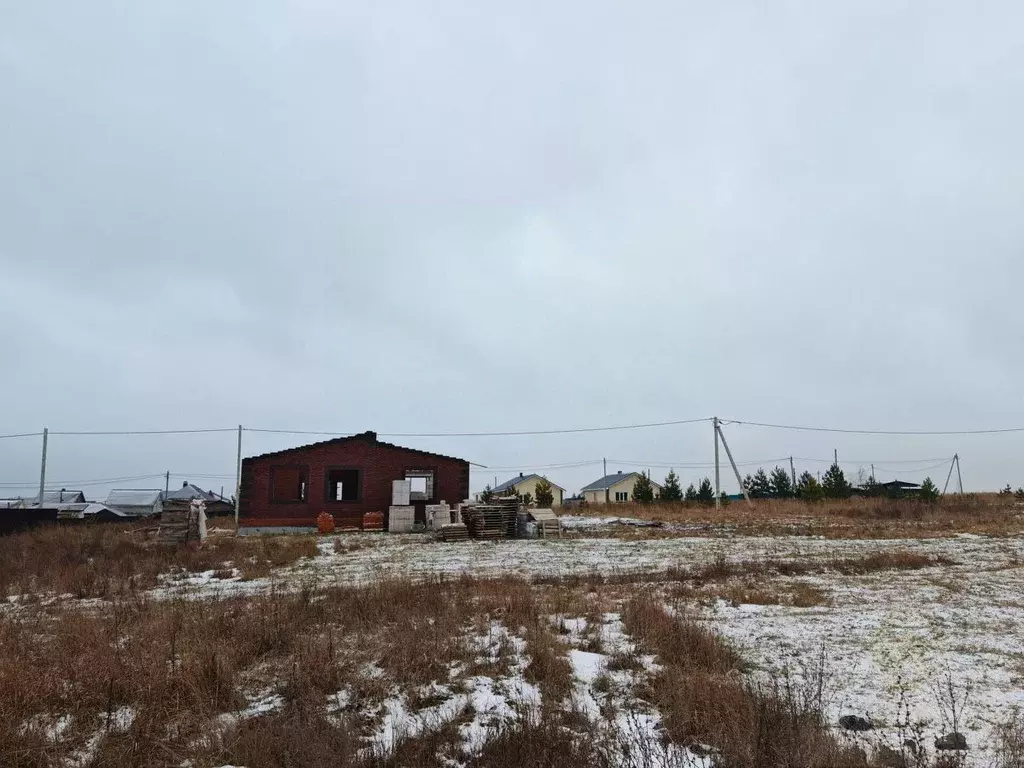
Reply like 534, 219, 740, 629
2, 1, 1023, 498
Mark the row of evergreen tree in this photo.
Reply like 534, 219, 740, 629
633, 463, 939, 504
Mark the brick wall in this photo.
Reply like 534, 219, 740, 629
239, 434, 470, 529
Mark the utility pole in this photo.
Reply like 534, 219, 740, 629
716, 422, 753, 507
165, 471, 170, 495
234, 425, 243, 527
604, 457, 609, 504
713, 417, 721, 508
834, 448, 838, 466
942, 454, 964, 495
790, 456, 797, 489
37, 427, 48, 506
871, 464, 875, 482
942, 456, 955, 495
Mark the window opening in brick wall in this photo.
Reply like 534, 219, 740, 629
327, 469, 360, 502
405, 470, 434, 501
271, 466, 308, 503
615, 491, 628, 502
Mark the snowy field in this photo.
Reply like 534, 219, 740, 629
7, 516, 1022, 766
153, 520, 1024, 764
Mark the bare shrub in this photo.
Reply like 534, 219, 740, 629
993, 711, 1024, 768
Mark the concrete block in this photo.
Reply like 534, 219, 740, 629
392, 480, 411, 506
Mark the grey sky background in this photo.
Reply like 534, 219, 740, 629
2, 1, 1022, 498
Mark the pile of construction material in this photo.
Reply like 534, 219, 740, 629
523, 508, 561, 538
461, 497, 519, 540
388, 505, 415, 533
389, 480, 415, 533
426, 503, 452, 530
157, 499, 207, 544
438, 523, 469, 542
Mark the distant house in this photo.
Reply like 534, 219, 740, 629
33, 489, 87, 505
580, 471, 662, 504
492, 473, 565, 506
105, 489, 163, 518
162, 482, 234, 516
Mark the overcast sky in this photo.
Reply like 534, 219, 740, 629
2, 1, 1023, 499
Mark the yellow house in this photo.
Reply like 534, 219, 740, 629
580, 471, 661, 504
492, 473, 565, 506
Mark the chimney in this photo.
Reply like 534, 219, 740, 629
364, 431, 377, 441
618, 470, 623, 474
519, 472, 524, 478
182, 481, 188, 488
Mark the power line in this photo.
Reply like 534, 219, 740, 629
243, 417, 712, 439
51, 428, 237, 436
0, 432, 44, 440
724, 419, 1024, 436
470, 459, 604, 473
0, 473, 167, 489
792, 456, 950, 465
607, 456, 792, 469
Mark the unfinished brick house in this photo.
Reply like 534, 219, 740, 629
238, 431, 470, 533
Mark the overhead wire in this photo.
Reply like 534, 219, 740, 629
243, 417, 713, 438
723, 419, 1024, 436
51, 428, 237, 436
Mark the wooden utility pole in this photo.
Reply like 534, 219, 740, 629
713, 417, 721, 508
716, 422, 753, 507
604, 457, 609, 504
955, 454, 963, 494
165, 471, 170, 495
37, 427, 48, 506
834, 448, 838, 466
790, 456, 796, 488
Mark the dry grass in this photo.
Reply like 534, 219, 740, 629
622, 594, 867, 768
0, 523, 318, 598
571, 494, 1022, 539
3, 562, 1018, 768
0, 574, 606, 767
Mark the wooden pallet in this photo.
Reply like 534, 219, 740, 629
462, 498, 519, 540
439, 523, 469, 542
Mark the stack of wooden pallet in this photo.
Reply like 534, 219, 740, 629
438, 522, 469, 542
462, 497, 519, 540
157, 499, 203, 544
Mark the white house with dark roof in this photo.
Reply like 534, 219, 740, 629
491, 473, 565, 506
580, 471, 661, 504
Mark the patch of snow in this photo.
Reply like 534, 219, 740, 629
19, 713, 73, 743
105, 705, 136, 733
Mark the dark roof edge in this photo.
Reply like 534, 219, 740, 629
242, 430, 470, 466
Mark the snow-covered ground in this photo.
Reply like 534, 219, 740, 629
144, 524, 1024, 763
169, 527, 1022, 593
702, 541, 1024, 764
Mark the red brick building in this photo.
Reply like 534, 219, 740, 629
238, 431, 470, 532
